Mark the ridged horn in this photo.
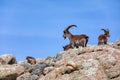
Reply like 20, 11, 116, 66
64, 24, 77, 32
101, 29, 107, 32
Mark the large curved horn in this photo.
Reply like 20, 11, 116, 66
64, 24, 77, 32
101, 29, 107, 32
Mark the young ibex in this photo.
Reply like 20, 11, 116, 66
63, 44, 73, 51
98, 29, 110, 45
63, 24, 89, 48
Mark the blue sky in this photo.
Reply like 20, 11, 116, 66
0, 0, 120, 61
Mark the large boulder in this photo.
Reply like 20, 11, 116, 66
0, 54, 17, 65
115, 40, 120, 46
37, 45, 120, 80
0, 65, 25, 80
1, 42, 120, 80
110, 40, 120, 49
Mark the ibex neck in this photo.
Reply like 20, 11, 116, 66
104, 33, 109, 37
104, 33, 107, 35
67, 32, 73, 40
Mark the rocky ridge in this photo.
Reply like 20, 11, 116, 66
0, 40, 120, 80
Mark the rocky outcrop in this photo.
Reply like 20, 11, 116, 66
0, 65, 25, 80
37, 45, 120, 80
0, 54, 17, 65
0, 41, 120, 80
112, 40, 120, 49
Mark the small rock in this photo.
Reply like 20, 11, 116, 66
43, 66, 54, 75
115, 40, 120, 46
17, 72, 30, 80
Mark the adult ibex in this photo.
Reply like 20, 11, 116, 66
63, 24, 89, 48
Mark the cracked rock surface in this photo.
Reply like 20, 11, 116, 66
0, 41, 120, 80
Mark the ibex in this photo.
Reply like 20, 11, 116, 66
63, 44, 73, 51
98, 29, 110, 45
63, 24, 89, 48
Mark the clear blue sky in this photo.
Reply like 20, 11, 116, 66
0, 0, 120, 61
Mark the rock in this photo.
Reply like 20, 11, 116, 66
44, 56, 56, 66
105, 62, 120, 80
81, 59, 99, 76
17, 72, 30, 80
0, 43, 120, 80
19, 61, 32, 72
29, 62, 49, 76
43, 66, 55, 75
0, 65, 25, 80
112, 40, 120, 49
36, 45, 120, 80
0, 54, 17, 65
115, 40, 120, 46
26, 56, 36, 65
36, 58, 45, 63
17, 73, 38, 80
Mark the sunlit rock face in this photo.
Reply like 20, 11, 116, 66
0, 54, 17, 65
0, 65, 25, 80
0, 41, 120, 80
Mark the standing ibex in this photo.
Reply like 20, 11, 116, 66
63, 24, 89, 48
98, 29, 110, 45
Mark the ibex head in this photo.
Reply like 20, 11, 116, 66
63, 24, 77, 39
101, 29, 110, 37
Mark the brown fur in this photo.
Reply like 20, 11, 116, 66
63, 44, 73, 51
63, 25, 89, 48
98, 29, 110, 45
26, 56, 36, 65
70, 34, 89, 47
